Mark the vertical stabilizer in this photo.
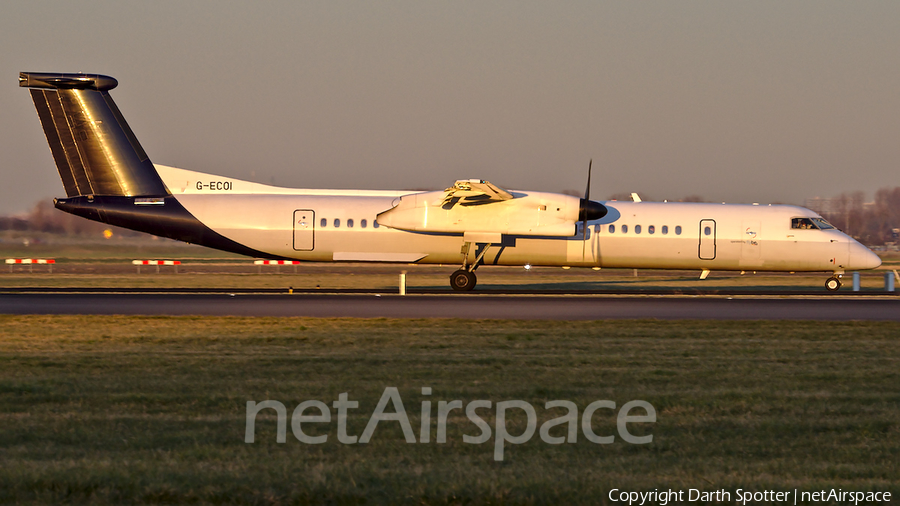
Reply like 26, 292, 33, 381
19, 72, 168, 197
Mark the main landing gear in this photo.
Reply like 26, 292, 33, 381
450, 269, 477, 291
449, 241, 494, 291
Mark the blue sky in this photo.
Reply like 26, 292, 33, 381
1, 1, 898, 214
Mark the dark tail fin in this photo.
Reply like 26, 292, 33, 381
19, 72, 168, 197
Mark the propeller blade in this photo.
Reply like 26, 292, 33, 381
582, 160, 591, 258
578, 159, 606, 223
582, 159, 593, 241
584, 159, 592, 203
579, 159, 608, 260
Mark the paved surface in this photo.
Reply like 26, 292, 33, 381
1, 293, 897, 320
3, 286, 897, 296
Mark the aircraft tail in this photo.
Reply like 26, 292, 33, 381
19, 72, 168, 197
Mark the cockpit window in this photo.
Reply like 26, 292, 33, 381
792, 217, 837, 230
792, 218, 817, 230
810, 217, 835, 230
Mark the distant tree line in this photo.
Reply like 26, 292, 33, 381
603, 193, 706, 203
806, 187, 900, 245
0, 200, 142, 237
4, 188, 900, 245
570, 187, 900, 246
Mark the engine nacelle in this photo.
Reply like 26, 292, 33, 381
376, 190, 581, 237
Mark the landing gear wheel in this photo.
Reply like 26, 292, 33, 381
825, 277, 842, 291
450, 270, 477, 291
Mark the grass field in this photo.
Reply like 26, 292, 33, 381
2, 231, 898, 292
3, 232, 899, 293
1, 316, 897, 504
3, 266, 897, 292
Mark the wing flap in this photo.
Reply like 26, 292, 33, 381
333, 252, 428, 263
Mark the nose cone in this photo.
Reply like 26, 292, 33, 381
849, 242, 882, 270
579, 199, 608, 221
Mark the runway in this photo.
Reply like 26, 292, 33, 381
1, 293, 897, 320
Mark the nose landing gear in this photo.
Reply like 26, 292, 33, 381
825, 276, 842, 291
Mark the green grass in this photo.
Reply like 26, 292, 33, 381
0, 316, 898, 504
0, 230, 244, 261
3, 231, 897, 292
1, 264, 896, 291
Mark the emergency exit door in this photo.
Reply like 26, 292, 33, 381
293, 210, 315, 251
698, 219, 716, 260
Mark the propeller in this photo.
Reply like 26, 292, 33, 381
578, 160, 608, 233
582, 159, 592, 241
579, 159, 608, 258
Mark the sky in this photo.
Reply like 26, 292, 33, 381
1, 1, 898, 215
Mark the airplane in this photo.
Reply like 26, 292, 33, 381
19, 72, 882, 291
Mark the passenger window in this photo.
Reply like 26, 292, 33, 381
320, 218, 327, 228
373, 220, 380, 229
334, 219, 340, 228
622, 225, 628, 233
662, 225, 668, 235
648, 225, 655, 234
347, 219, 354, 228
361, 219, 367, 228
635, 225, 642, 234
609, 224, 615, 233
704, 226, 712, 236
675, 226, 682, 235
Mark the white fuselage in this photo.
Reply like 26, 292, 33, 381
157, 165, 881, 273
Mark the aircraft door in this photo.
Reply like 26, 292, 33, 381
698, 219, 716, 260
293, 209, 315, 251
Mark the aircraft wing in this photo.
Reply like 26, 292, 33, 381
441, 179, 513, 209
377, 179, 583, 237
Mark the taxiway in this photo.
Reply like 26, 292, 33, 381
1, 293, 897, 321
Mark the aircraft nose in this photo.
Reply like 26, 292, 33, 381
849, 242, 882, 270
